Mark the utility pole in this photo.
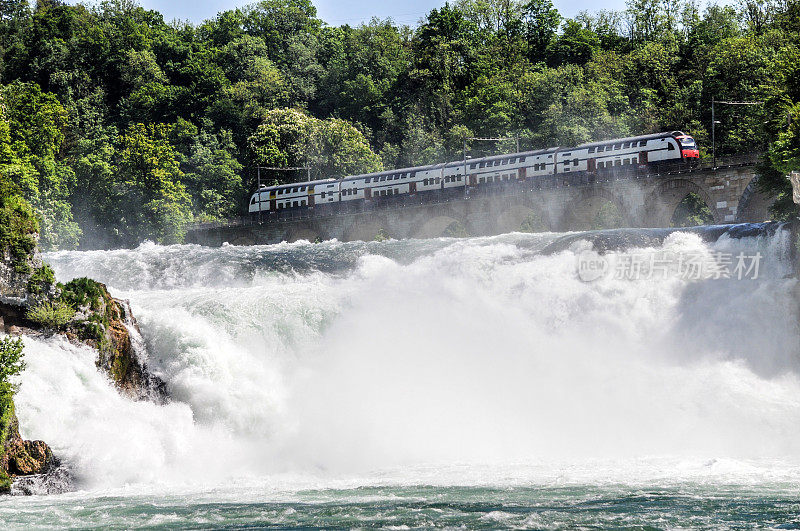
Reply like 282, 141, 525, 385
711, 99, 764, 169
252, 166, 310, 222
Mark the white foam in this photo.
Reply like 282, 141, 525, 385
20, 229, 800, 492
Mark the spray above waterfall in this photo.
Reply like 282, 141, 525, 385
15, 225, 800, 490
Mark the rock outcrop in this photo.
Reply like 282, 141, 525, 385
0, 400, 56, 494
60, 278, 167, 401
0, 185, 166, 494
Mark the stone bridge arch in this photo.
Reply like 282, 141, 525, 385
645, 178, 719, 227
496, 202, 553, 233
286, 225, 324, 243
560, 187, 630, 231
343, 214, 394, 241
411, 214, 466, 238
736, 176, 774, 222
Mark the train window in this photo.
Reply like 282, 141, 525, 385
623, 158, 629, 164
615, 160, 621, 166
588, 147, 595, 153
423, 179, 428, 186
573, 159, 578, 166
639, 140, 647, 147
321, 192, 326, 199
521, 157, 526, 162
632, 157, 638, 163
623, 142, 630, 149
613, 144, 620, 150
494, 161, 500, 166
502, 159, 508, 165
668, 143, 675, 150
479, 177, 485, 183
250, 197, 256, 205
365, 178, 371, 183
380, 176, 385, 181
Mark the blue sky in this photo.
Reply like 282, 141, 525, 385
65, 0, 629, 26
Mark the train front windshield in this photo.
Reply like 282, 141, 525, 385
679, 137, 696, 147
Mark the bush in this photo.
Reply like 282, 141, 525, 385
0, 337, 25, 388
0, 337, 25, 492
59, 277, 107, 312
27, 264, 55, 294
26, 300, 74, 330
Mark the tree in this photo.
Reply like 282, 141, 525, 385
116, 123, 192, 243
522, 0, 561, 61
248, 108, 382, 179
0, 337, 25, 391
0, 82, 80, 249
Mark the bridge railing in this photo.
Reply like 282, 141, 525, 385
186, 153, 762, 234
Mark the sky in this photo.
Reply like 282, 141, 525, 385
63, 0, 630, 26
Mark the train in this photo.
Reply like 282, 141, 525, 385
248, 131, 699, 214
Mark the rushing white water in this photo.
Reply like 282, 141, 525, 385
11, 228, 800, 498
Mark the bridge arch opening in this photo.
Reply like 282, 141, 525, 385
287, 227, 322, 243
496, 204, 551, 234
412, 216, 467, 239
736, 176, 775, 222
563, 190, 628, 231
670, 192, 714, 227
344, 217, 394, 242
647, 179, 718, 227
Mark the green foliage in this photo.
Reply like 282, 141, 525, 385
0, 0, 798, 242
0, 335, 24, 492
59, 277, 115, 347
59, 277, 108, 312
26, 300, 75, 330
0, 337, 25, 389
671, 192, 715, 226
27, 263, 55, 294
0, 175, 38, 272
248, 108, 382, 180
116, 123, 193, 244
0, 82, 81, 250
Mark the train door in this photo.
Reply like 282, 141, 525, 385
269, 192, 276, 212
518, 167, 526, 180
364, 188, 372, 200
639, 151, 648, 165
409, 181, 417, 194
469, 175, 477, 186
587, 158, 596, 172
308, 187, 315, 207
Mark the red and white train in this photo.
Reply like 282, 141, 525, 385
249, 131, 699, 214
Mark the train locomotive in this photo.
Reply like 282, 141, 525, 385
249, 131, 699, 215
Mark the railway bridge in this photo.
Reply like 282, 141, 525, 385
186, 154, 774, 246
